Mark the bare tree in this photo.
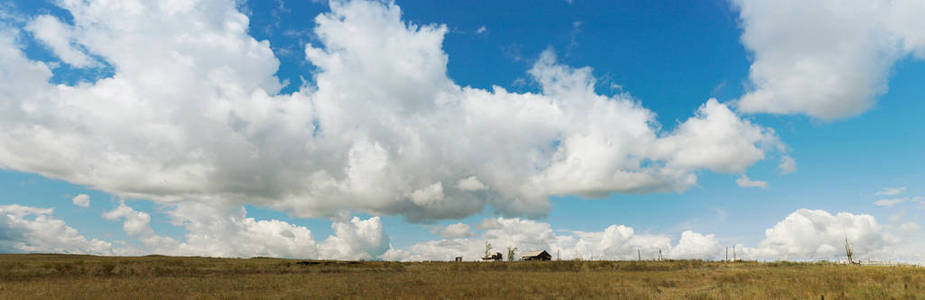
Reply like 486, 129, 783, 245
844, 236, 857, 264
507, 246, 518, 262
484, 241, 492, 259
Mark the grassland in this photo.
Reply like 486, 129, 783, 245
0, 254, 922, 299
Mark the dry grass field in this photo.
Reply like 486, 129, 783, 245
0, 254, 922, 299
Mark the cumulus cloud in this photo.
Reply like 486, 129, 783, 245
733, 0, 925, 120
385, 209, 924, 264
743, 209, 887, 261
778, 155, 796, 174
383, 217, 720, 261
101, 201, 389, 259
0, 205, 113, 254
571, 225, 672, 260
163, 203, 319, 258
438, 222, 473, 238
897, 222, 920, 233
0, 201, 388, 259
25, 15, 97, 68
4, 202, 920, 263
71, 194, 90, 207
456, 176, 487, 191
651, 98, 780, 175
735, 175, 767, 189
319, 216, 390, 260
670, 231, 723, 259
0, 0, 784, 222
104, 202, 154, 237
383, 217, 564, 261
103, 201, 178, 251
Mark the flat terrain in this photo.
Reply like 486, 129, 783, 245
0, 254, 922, 299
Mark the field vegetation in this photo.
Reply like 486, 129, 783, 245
0, 254, 922, 299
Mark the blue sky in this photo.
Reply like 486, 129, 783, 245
0, 0, 923, 262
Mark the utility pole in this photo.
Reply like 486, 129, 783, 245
657, 249, 662, 261
637, 249, 641, 261
725, 247, 729, 262
557, 249, 560, 261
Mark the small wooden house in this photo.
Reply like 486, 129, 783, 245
521, 250, 552, 261
481, 252, 503, 261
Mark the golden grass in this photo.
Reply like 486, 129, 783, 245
0, 254, 922, 299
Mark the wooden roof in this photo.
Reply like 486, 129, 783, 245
522, 250, 549, 257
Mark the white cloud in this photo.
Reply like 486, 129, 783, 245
0, 0, 782, 222
0, 204, 113, 254
0, 2, 26, 24
477, 218, 502, 230
735, 175, 767, 189
71, 193, 90, 207
571, 224, 672, 260
383, 217, 565, 261
456, 176, 487, 191
409, 182, 444, 207
873, 197, 918, 207
743, 209, 887, 261
2, 0, 922, 265
670, 231, 723, 260
25, 15, 97, 67
475, 25, 487, 34
898, 222, 920, 233
101, 201, 389, 259
0, 201, 389, 259
652, 98, 780, 174
778, 155, 796, 174
4, 201, 922, 264
385, 208, 924, 264
733, 0, 925, 120
875, 186, 906, 196
104, 202, 154, 237
103, 201, 178, 251
319, 216, 390, 260
383, 217, 708, 262
438, 222, 473, 238
162, 202, 321, 258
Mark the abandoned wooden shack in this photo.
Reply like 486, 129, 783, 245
481, 252, 503, 261
521, 250, 552, 261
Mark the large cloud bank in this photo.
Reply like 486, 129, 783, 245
734, 0, 925, 119
0, 201, 390, 259
386, 209, 911, 262
0, 0, 785, 221
2, 202, 919, 263
0, 205, 113, 254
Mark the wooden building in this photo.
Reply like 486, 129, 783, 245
481, 252, 503, 261
521, 250, 552, 261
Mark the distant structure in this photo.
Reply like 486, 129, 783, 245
482, 242, 501, 261
521, 250, 552, 261
455, 256, 463, 262
482, 252, 503, 262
